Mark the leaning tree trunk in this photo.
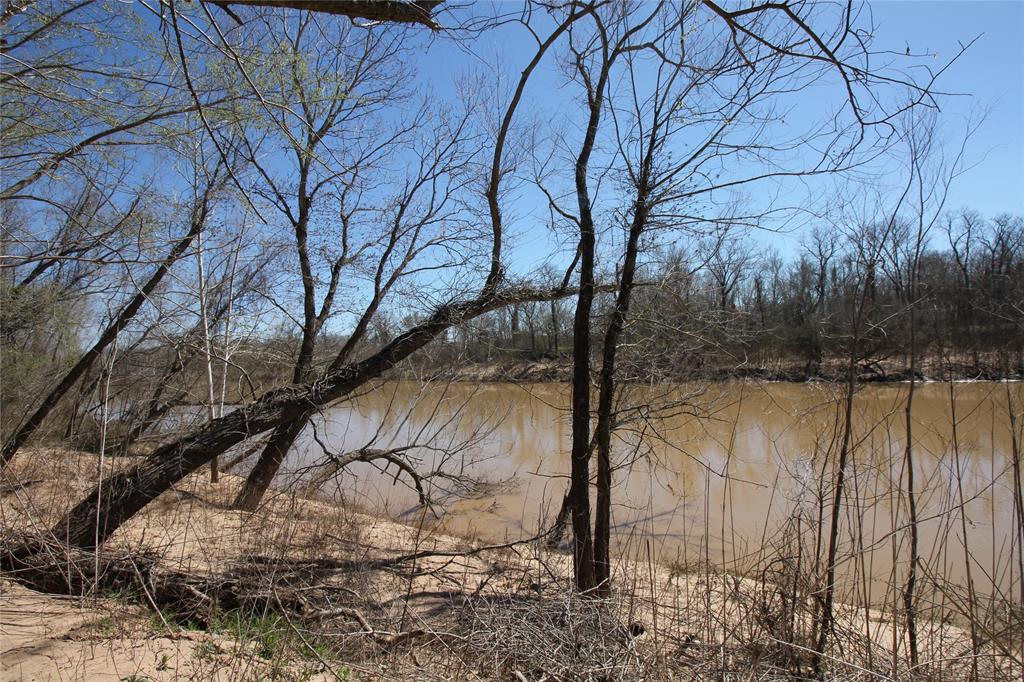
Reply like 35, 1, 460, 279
231, 153, 324, 510
1, 198, 213, 468
231, 278, 323, 509
50, 5, 592, 551
231, 331, 316, 510
233, 418, 307, 511
50, 286, 584, 548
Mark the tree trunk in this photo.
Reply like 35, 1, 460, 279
51, 286, 584, 548
550, 300, 559, 353
233, 418, 306, 511
231, 156, 320, 509
1, 195, 213, 468
593, 198, 646, 592
814, 347, 857, 674
563, 11, 617, 594
567, 164, 599, 591
195, 228, 220, 483
568, 261, 596, 591
204, 0, 443, 29
902, 278, 920, 668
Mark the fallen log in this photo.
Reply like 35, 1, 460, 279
1, 532, 477, 652
1, 533, 255, 624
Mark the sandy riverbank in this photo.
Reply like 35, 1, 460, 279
1, 448, 1018, 681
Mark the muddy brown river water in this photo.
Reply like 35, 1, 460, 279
277, 380, 1021, 602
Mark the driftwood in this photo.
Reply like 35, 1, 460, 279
0, 534, 453, 654
0, 533, 416, 649
0, 530, 544, 655
1, 534, 250, 624
0, 478, 44, 495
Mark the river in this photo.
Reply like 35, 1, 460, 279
273, 380, 1021, 603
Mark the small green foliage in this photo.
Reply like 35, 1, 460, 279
303, 639, 335, 663
297, 640, 352, 681
194, 640, 220, 661
146, 613, 164, 633
118, 675, 148, 682
102, 585, 140, 603
203, 610, 351, 679
155, 653, 170, 671
151, 606, 203, 632
210, 609, 286, 660
96, 616, 118, 637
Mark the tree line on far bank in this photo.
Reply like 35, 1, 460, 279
6, 207, 1020, 456
148, 208, 1018, 389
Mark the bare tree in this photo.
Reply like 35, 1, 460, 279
1, 153, 231, 467
48, 0, 597, 549
876, 106, 974, 667
531, 0, 955, 596
220, 9, 418, 509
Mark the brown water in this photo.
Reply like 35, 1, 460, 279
282, 380, 1022, 602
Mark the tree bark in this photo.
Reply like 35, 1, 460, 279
566, 60, 612, 594
593, 198, 647, 591
231, 184, 318, 509
902, 269, 920, 669
564, 10, 618, 594
51, 285, 591, 548
206, 0, 443, 29
814, 339, 858, 673
568, 242, 597, 592
233, 418, 306, 511
195, 228, 220, 482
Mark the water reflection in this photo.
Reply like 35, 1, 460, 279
272, 380, 1020, 601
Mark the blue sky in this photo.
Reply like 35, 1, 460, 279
170, 1, 1024, 334
408, 0, 1024, 272
73, 0, 1023, 314
13, 1, 1019, 339
868, 0, 1023, 217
